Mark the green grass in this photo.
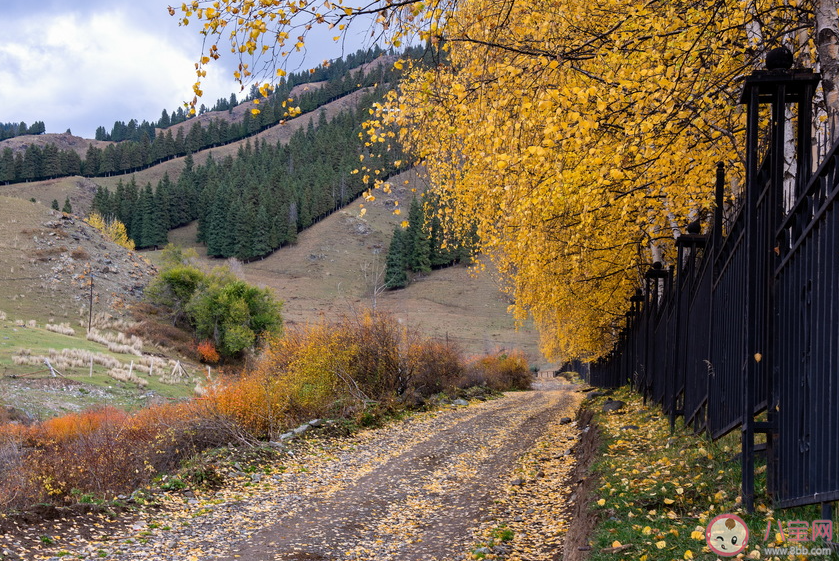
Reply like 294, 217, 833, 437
0, 316, 196, 418
584, 388, 838, 560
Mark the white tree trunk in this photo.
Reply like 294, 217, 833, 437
816, 0, 839, 143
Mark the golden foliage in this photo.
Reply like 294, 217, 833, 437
362, 0, 771, 359
87, 212, 135, 250
175, 0, 820, 359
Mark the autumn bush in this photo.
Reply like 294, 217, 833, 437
404, 337, 464, 397
0, 403, 224, 510
464, 351, 532, 391
0, 310, 531, 512
201, 321, 355, 439
197, 340, 221, 364
126, 307, 199, 361
201, 311, 476, 439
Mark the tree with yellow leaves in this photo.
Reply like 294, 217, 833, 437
175, 0, 839, 360
87, 212, 135, 250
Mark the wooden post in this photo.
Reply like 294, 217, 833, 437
87, 274, 94, 333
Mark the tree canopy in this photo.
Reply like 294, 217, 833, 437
176, 0, 839, 360
147, 247, 284, 359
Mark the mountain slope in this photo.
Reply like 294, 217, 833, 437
163, 169, 542, 361
0, 196, 156, 324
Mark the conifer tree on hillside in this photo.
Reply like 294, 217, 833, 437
86, 87, 399, 259
405, 197, 431, 273
62, 197, 72, 214
0, 149, 14, 183
385, 228, 409, 289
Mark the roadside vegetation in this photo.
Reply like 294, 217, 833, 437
583, 389, 838, 560
0, 307, 531, 514
144, 245, 283, 361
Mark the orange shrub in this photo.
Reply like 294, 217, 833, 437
197, 340, 221, 364
38, 407, 129, 443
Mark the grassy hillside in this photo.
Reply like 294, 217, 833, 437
158, 168, 542, 362
0, 197, 198, 420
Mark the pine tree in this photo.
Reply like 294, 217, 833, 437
62, 197, 72, 214
251, 205, 272, 259
158, 109, 171, 128
406, 197, 431, 273
42, 144, 61, 178
0, 148, 14, 183
154, 174, 173, 235
21, 145, 42, 180
60, 149, 82, 176
50, 199, 60, 211
83, 145, 102, 176
385, 228, 409, 289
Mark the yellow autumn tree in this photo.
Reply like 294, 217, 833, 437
87, 212, 136, 251
176, 0, 839, 360
363, 0, 759, 360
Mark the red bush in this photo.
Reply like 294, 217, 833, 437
197, 340, 221, 364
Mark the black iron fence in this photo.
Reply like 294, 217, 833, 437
588, 63, 838, 512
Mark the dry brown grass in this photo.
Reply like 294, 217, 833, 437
160, 168, 543, 364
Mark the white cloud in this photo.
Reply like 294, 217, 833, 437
0, 7, 240, 138
0, 3, 378, 139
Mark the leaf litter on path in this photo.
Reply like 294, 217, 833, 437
16, 381, 582, 561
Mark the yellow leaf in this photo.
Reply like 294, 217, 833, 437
684, 550, 694, 559
642, 526, 651, 535
655, 540, 667, 549
597, 498, 606, 506
664, 498, 675, 504
611, 541, 622, 548
690, 530, 704, 540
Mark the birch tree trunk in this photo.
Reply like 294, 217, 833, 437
816, 0, 839, 141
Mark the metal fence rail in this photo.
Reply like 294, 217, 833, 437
587, 62, 836, 513
773, 133, 839, 508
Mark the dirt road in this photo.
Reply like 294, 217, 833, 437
22, 381, 582, 561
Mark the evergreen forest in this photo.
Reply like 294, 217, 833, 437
0, 46, 422, 185
384, 195, 475, 289
90, 89, 405, 258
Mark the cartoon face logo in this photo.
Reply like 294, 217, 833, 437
706, 513, 749, 556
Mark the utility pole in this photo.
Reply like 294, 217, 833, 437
87, 273, 94, 333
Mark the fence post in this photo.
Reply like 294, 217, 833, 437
738, 47, 820, 511
629, 289, 643, 389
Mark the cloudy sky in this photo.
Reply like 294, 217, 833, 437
0, 1, 368, 139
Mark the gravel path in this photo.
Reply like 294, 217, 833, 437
22, 382, 582, 561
